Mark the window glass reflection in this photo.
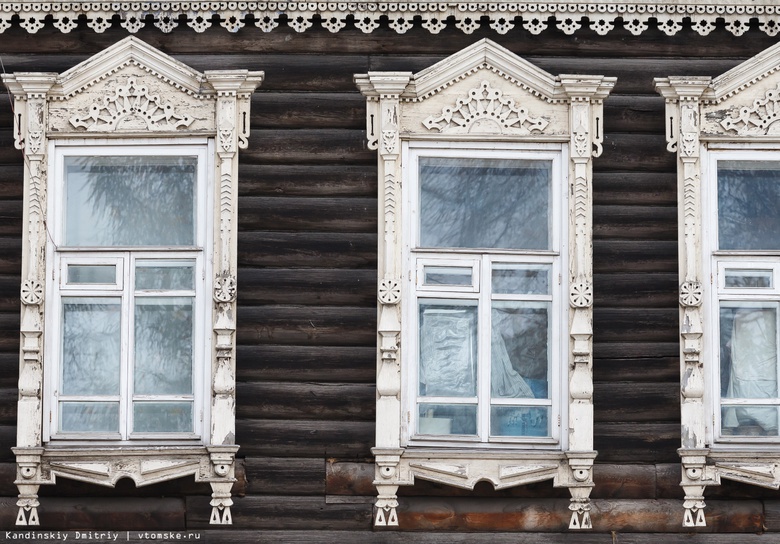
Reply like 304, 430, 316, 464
419, 158, 551, 250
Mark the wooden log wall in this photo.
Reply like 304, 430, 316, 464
2, 18, 780, 540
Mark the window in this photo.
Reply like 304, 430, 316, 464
357, 38, 614, 530
45, 143, 211, 441
657, 43, 780, 528
404, 145, 564, 446
3, 36, 262, 527
708, 153, 780, 441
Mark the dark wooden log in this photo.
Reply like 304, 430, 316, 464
594, 423, 680, 463
0, 496, 186, 530
593, 206, 677, 241
595, 356, 680, 383
236, 344, 375, 383
594, 341, 679, 360
186, 495, 372, 530
239, 196, 376, 232
593, 241, 677, 273
593, 308, 679, 343
0, 200, 22, 235
594, 383, 679, 423
594, 273, 678, 308
236, 419, 373, 458
393, 497, 761, 533
603, 95, 666, 134
236, 305, 375, 346
244, 128, 373, 165
596, 134, 674, 173
238, 164, 376, 198
244, 457, 325, 496
0, 312, 21, 351
236, 382, 375, 421
251, 92, 365, 129
238, 268, 375, 307
0, 386, 17, 424
238, 232, 377, 268
593, 173, 677, 207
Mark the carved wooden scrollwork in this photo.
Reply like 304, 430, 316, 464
423, 81, 549, 135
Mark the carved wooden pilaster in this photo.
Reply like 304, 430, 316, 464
4, 74, 57, 526
559, 77, 613, 530
357, 72, 412, 527
656, 76, 713, 527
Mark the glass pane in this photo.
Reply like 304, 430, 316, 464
134, 297, 193, 395
419, 157, 551, 250
492, 264, 551, 294
422, 266, 472, 287
64, 155, 197, 247
722, 406, 779, 437
60, 402, 119, 433
418, 302, 477, 397
133, 402, 193, 433
718, 161, 780, 250
61, 298, 121, 395
418, 403, 477, 436
136, 262, 195, 290
720, 304, 778, 402
492, 301, 550, 399
491, 405, 550, 437
724, 269, 773, 288
67, 264, 116, 284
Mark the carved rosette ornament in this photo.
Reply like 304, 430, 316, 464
680, 281, 703, 307
378, 279, 401, 305
3, 37, 262, 527
20, 280, 43, 306
214, 275, 238, 303
358, 40, 614, 531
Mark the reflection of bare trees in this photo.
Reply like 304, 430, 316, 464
65, 156, 196, 246
62, 300, 121, 396
719, 162, 780, 250
420, 159, 550, 250
134, 299, 193, 395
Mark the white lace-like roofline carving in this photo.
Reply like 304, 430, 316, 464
6, 1, 780, 36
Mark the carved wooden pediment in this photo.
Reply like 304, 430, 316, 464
40, 37, 212, 135
693, 41, 780, 138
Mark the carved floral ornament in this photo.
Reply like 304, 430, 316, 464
6, 1, 780, 36
423, 80, 549, 135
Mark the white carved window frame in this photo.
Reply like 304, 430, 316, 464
43, 139, 213, 443
356, 38, 614, 531
656, 42, 780, 528
2, 36, 262, 526
400, 141, 568, 450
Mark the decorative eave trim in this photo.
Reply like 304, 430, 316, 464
5, 1, 780, 36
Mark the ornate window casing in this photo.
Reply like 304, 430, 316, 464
656, 41, 780, 528
4, 1, 780, 37
3, 36, 262, 526
356, 39, 614, 530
